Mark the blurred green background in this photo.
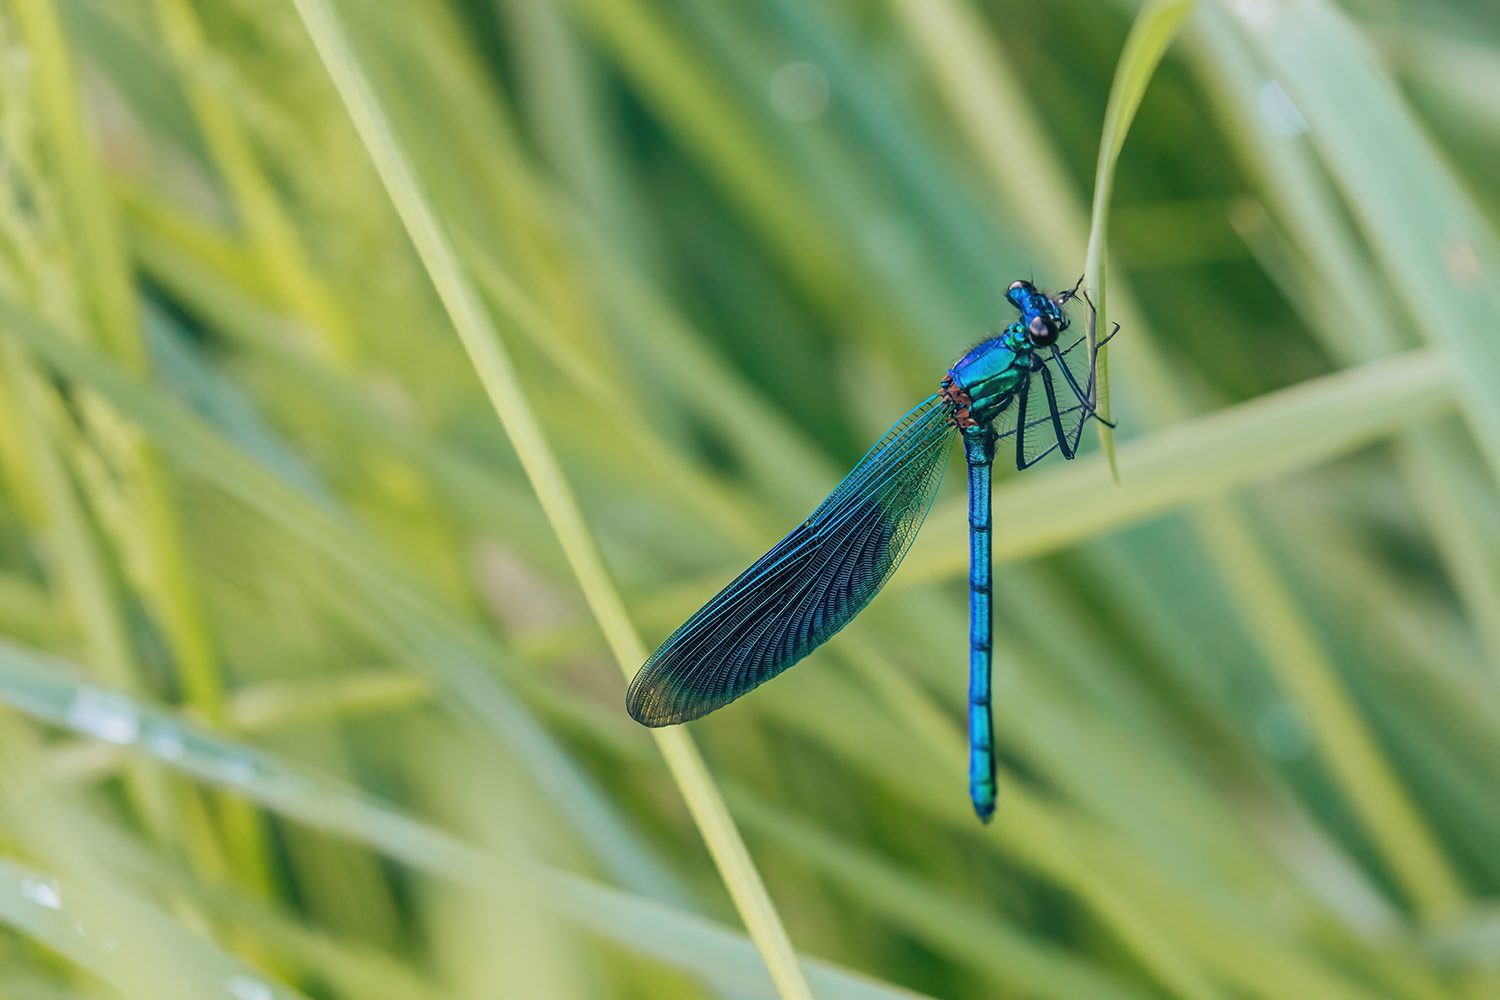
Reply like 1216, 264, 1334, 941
0, 0, 1497, 996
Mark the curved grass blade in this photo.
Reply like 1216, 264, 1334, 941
629, 395, 954, 726
283, 2, 811, 994
1083, 0, 1197, 476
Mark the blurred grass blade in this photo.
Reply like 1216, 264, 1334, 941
0, 858, 307, 1000
0, 632, 472, 875
1226, 0, 1500, 485
1084, 0, 1197, 473
146, 0, 354, 362
908, 346, 1454, 576
87, 816, 445, 1000
734, 797, 1153, 1000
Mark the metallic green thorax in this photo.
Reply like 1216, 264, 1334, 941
944, 326, 1031, 425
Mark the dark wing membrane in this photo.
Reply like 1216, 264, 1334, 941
627, 395, 955, 726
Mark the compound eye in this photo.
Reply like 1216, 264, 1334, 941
1028, 314, 1058, 346
1008, 279, 1027, 293
1026, 316, 1062, 347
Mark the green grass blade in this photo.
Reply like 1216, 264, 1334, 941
0, 858, 308, 1000
1228, 0, 1500, 487
1084, 0, 1197, 475
0, 633, 470, 874
734, 796, 1154, 1000
282, 2, 810, 995
907, 347, 1454, 576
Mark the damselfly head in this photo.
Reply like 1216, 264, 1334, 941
1006, 278, 1070, 348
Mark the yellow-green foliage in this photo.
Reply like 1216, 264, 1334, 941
0, 0, 1496, 997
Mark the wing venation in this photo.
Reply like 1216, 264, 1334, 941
627, 395, 955, 726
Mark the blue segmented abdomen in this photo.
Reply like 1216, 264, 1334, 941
963, 426, 997, 822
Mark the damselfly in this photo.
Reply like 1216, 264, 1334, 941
627, 279, 1116, 821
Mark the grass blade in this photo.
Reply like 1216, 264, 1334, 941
0, 858, 307, 1000
1084, 0, 1198, 474
1228, 0, 1500, 486
907, 346, 1454, 576
282, 1, 810, 995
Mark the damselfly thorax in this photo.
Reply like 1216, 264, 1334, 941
941, 337, 1027, 429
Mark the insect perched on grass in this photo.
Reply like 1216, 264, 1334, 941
627, 279, 1116, 821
